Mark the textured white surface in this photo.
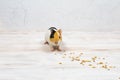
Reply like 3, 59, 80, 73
0, 0, 120, 31
0, 31, 120, 80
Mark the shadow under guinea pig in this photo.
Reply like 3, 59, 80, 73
40, 41, 67, 52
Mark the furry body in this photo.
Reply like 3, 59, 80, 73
45, 27, 62, 51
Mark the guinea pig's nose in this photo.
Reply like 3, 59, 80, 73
55, 42, 58, 44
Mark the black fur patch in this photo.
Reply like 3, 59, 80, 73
49, 27, 57, 38
49, 27, 57, 30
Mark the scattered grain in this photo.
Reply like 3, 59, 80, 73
102, 64, 108, 69
98, 62, 104, 65
91, 66, 96, 68
59, 62, 62, 64
88, 64, 92, 66
92, 56, 97, 62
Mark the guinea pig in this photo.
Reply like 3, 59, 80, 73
44, 27, 62, 51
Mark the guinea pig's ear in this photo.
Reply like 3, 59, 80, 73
58, 29, 62, 35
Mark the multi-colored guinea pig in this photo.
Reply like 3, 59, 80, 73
44, 27, 62, 51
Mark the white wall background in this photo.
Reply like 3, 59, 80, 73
0, 0, 120, 31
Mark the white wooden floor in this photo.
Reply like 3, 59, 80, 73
0, 31, 120, 80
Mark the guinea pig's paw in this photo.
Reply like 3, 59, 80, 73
51, 47, 55, 51
56, 47, 62, 51
44, 41, 49, 45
